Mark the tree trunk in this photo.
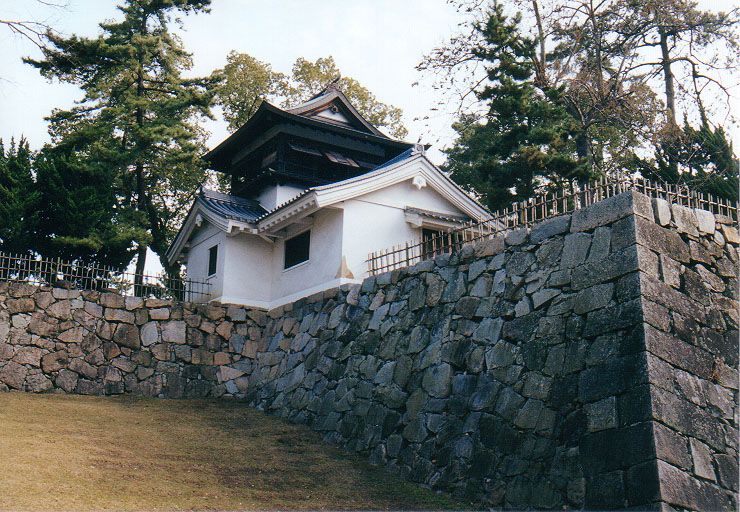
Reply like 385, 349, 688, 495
531, 0, 547, 87
134, 18, 148, 297
134, 241, 147, 297
659, 27, 678, 174
659, 28, 677, 127
133, 162, 147, 296
133, 16, 148, 296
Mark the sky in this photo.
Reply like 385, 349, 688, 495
0, 0, 736, 275
1, 0, 737, 162
0, 0, 468, 163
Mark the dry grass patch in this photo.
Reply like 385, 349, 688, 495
0, 392, 469, 511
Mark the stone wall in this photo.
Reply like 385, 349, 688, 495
0, 190, 736, 510
628, 197, 738, 510
0, 289, 266, 398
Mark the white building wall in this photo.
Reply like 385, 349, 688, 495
340, 179, 465, 279
221, 233, 273, 308
269, 207, 345, 303
185, 222, 225, 301
184, 178, 472, 308
257, 184, 306, 211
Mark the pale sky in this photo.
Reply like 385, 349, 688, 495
0, 0, 736, 275
0, 0, 468, 163
0, 0, 737, 161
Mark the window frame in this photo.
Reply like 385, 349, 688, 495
283, 229, 311, 270
207, 244, 218, 277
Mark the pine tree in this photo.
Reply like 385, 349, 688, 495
25, 0, 214, 282
445, 5, 588, 211
33, 144, 142, 267
638, 121, 739, 201
0, 138, 38, 254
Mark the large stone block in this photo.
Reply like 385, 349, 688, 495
13, 346, 42, 366
634, 215, 691, 263
7, 298, 35, 314
643, 324, 713, 379
571, 190, 652, 233
656, 460, 731, 511
161, 321, 186, 344
104, 308, 135, 323
113, 324, 140, 350
573, 283, 613, 315
26, 373, 53, 393
55, 369, 78, 392
579, 352, 646, 402
0, 361, 27, 389
530, 215, 570, 243
99, 292, 125, 309
41, 351, 69, 372
571, 246, 640, 290
421, 363, 452, 398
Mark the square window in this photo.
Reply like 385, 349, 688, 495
284, 230, 310, 269
208, 245, 218, 276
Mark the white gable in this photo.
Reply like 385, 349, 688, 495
313, 108, 352, 125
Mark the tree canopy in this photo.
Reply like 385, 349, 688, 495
0, 138, 38, 255
213, 54, 408, 138
420, 0, 739, 206
25, 0, 215, 277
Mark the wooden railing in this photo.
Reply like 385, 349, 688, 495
367, 176, 738, 276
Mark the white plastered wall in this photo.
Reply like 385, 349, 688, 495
340, 178, 466, 279
220, 233, 273, 308
268, 207, 346, 305
183, 178, 473, 308
257, 184, 306, 211
185, 222, 226, 301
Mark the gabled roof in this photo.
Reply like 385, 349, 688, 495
204, 100, 412, 173
285, 84, 387, 137
167, 149, 492, 265
199, 189, 267, 223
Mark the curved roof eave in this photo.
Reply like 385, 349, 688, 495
203, 101, 415, 171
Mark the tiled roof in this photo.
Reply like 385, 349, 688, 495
198, 189, 267, 223
405, 207, 471, 223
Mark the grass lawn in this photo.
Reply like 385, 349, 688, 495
0, 392, 468, 511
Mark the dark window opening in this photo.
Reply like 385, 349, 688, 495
208, 245, 218, 276
325, 150, 359, 167
289, 142, 323, 157
284, 230, 310, 269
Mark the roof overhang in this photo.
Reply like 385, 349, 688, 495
255, 152, 491, 234
405, 208, 470, 230
204, 102, 414, 172
165, 197, 256, 265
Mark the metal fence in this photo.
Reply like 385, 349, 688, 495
0, 252, 212, 302
367, 176, 739, 275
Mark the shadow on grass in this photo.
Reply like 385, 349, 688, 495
102, 394, 472, 511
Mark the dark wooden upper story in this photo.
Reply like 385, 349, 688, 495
204, 86, 415, 199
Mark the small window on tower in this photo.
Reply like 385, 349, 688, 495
325, 151, 359, 167
208, 244, 218, 276
284, 230, 310, 269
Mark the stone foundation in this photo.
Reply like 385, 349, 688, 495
0, 191, 737, 510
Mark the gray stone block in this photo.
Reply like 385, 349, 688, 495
585, 396, 617, 432
571, 190, 652, 233
530, 215, 570, 243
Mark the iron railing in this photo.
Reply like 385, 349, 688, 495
0, 252, 212, 302
367, 176, 739, 276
